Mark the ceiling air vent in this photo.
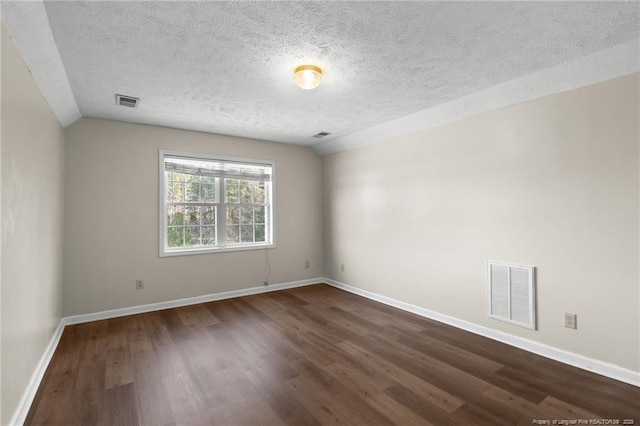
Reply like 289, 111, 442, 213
312, 131, 331, 139
116, 94, 140, 108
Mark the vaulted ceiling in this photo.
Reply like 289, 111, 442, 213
2, 1, 639, 154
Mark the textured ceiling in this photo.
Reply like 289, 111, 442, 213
10, 2, 640, 148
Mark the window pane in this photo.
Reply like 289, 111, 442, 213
163, 153, 272, 254
184, 206, 199, 226
227, 225, 239, 244
255, 224, 265, 242
255, 206, 265, 224
168, 206, 185, 226
202, 207, 216, 225
226, 206, 239, 224
201, 183, 216, 202
226, 179, 239, 203
186, 226, 200, 246
168, 226, 185, 247
185, 177, 200, 202
239, 180, 252, 203
255, 182, 265, 203
240, 225, 254, 242
167, 181, 184, 203
167, 172, 185, 182
201, 175, 216, 185
240, 207, 253, 224
202, 226, 216, 245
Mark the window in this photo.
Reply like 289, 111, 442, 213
159, 150, 274, 256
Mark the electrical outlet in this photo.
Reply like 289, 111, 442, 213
305, 260, 310, 269
564, 312, 577, 329
340, 264, 345, 273
136, 280, 144, 290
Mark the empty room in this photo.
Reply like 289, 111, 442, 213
1, 1, 639, 425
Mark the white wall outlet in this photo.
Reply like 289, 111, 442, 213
136, 280, 144, 290
305, 260, 310, 269
340, 264, 345, 273
564, 312, 577, 329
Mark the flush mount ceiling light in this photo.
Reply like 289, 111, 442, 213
294, 65, 323, 90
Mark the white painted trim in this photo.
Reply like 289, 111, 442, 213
0, 1, 81, 127
158, 149, 276, 258
64, 278, 320, 325
314, 38, 640, 156
9, 320, 66, 426
323, 278, 640, 387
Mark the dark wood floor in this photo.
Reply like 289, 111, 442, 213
26, 284, 639, 425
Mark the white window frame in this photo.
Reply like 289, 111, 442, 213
159, 149, 275, 257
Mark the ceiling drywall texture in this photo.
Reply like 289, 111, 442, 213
10, 1, 640, 150
315, 37, 640, 155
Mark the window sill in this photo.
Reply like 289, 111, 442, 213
160, 243, 275, 257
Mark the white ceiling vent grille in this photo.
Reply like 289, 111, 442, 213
487, 261, 536, 330
115, 94, 139, 108
312, 131, 331, 139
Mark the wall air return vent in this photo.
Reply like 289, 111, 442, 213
116, 94, 140, 108
312, 131, 331, 139
487, 261, 536, 330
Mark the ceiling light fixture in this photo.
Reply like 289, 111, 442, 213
294, 65, 323, 90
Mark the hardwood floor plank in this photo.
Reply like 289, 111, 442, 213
103, 383, 139, 426
497, 366, 640, 418
337, 340, 464, 413
391, 327, 504, 375
104, 331, 134, 389
323, 362, 436, 425
70, 359, 106, 425
244, 367, 321, 425
131, 351, 176, 426
146, 325, 186, 376
363, 332, 494, 398
127, 325, 154, 355
163, 372, 211, 425
24, 284, 640, 425
287, 357, 395, 426
384, 383, 460, 426
176, 304, 220, 328
451, 400, 522, 426
207, 399, 285, 426
536, 395, 601, 420
331, 299, 426, 332
481, 385, 540, 416
197, 366, 254, 409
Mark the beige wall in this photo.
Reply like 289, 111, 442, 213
323, 73, 640, 372
1, 24, 65, 425
63, 118, 323, 316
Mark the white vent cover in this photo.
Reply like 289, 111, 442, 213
312, 131, 331, 138
115, 94, 139, 108
487, 261, 536, 330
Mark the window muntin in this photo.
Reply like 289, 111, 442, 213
160, 151, 273, 256
225, 179, 267, 244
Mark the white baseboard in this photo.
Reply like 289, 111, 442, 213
11, 276, 637, 425
9, 320, 65, 426
63, 278, 322, 325
9, 277, 322, 425
324, 278, 640, 387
